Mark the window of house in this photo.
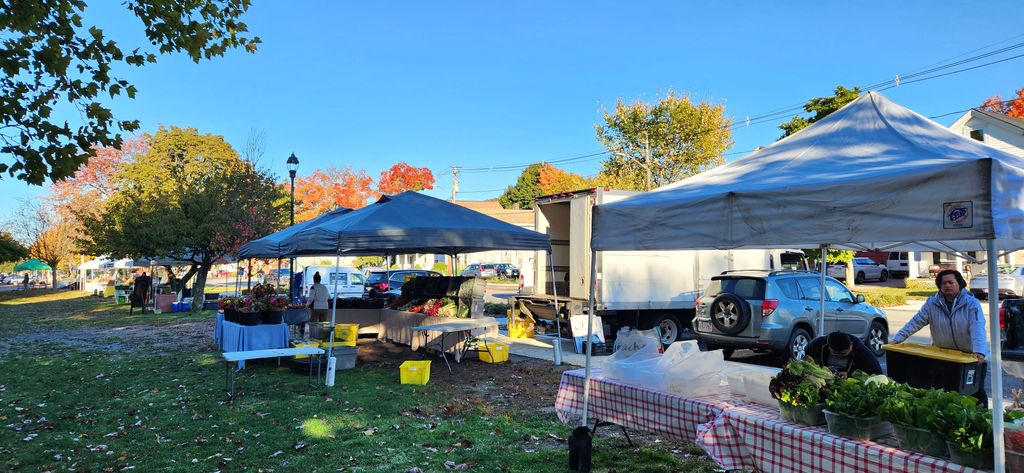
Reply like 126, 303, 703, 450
969, 129, 984, 142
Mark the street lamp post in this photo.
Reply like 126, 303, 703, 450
287, 153, 299, 300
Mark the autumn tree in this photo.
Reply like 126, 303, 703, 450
778, 85, 861, 138
293, 167, 374, 221
378, 162, 435, 194
0, 1, 260, 185
537, 164, 588, 194
980, 87, 1024, 118
10, 199, 76, 286
81, 126, 283, 309
596, 91, 733, 191
498, 163, 545, 210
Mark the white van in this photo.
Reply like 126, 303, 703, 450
301, 265, 366, 299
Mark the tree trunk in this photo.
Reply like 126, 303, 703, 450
190, 262, 212, 312
846, 261, 856, 288
162, 264, 179, 292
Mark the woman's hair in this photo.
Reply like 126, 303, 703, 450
934, 269, 967, 290
313, 272, 321, 283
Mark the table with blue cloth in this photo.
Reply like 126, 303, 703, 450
214, 312, 290, 369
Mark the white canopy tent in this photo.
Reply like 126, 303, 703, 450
587, 92, 1024, 471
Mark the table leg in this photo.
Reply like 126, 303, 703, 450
226, 361, 235, 398
440, 332, 452, 373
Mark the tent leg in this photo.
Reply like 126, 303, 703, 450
548, 251, 562, 366
580, 250, 597, 427
326, 254, 340, 387
818, 244, 828, 337
987, 239, 1005, 472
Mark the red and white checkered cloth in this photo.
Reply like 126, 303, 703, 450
553, 368, 734, 442
696, 403, 986, 473
554, 369, 986, 473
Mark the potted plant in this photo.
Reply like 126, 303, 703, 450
878, 385, 955, 458
261, 294, 287, 324
218, 296, 240, 323
768, 359, 834, 426
237, 295, 261, 326
823, 373, 897, 440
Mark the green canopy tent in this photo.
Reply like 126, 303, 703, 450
14, 258, 51, 271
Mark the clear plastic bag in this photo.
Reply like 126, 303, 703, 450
659, 340, 725, 397
603, 327, 666, 390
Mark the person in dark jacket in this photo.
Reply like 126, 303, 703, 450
806, 331, 882, 378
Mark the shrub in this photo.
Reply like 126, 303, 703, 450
431, 262, 449, 274
484, 302, 510, 315
862, 291, 906, 308
904, 278, 932, 290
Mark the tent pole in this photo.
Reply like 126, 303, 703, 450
247, 259, 252, 291
326, 253, 340, 387
581, 250, 597, 427
548, 251, 562, 366
987, 239, 1005, 472
818, 244, 828, 337
276, 258, 281, 290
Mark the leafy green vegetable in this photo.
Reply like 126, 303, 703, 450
769, 359, 835, 407
825, 371, 899, 418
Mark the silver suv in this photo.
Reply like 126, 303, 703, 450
694, 270, 888, 360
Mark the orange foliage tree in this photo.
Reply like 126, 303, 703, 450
293, 167, 374, 221
537, 164, 588, 194
980, 87, 1024, 118
377, 162, 435, 194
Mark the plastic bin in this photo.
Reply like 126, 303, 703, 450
508, 323, 534, 338
742, 370, 780, 407
823, 409, 893, 440
779, 402, 826, 426
320, 339, 356, 348
478, 343, 509, 363
291, 340, 320, 359
400, 360, 431, 385
883, 342, 980, 395
331, 346, 357, 370
334, 323, 359, 341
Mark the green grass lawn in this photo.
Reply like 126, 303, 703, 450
0, 291, 718, 472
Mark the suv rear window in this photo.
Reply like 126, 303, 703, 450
707, 277, 765, 300
366, 272, 387, 283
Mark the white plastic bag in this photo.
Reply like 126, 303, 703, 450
659, 340, 726, 398
611, 327, 662, 357
603, 327, 666, 390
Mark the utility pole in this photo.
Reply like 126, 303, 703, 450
644, 134, 652, 191
450, 166, 459, 201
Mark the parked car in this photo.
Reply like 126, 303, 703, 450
460, 263, 498, 278
1002, 298, 1024, 361
885, 251, 911, 279
827, 257, 889, 284
364, 270, 442, 298
694, 270, 889, 360
494, 263, 520, 279
969, 265, 1024, 299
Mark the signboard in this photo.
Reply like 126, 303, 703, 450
943, 201, 973, 229
570, 314, 605, 354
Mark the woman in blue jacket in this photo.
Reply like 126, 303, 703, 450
890, 269, 990, 405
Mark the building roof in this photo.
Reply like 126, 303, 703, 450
451, 200, 534, 226
969, 108, 1024, 132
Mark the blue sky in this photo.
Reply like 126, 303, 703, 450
9, 1, 1024, 218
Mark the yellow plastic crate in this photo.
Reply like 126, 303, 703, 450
320, 339, 356, 348
882, 342, 977, 363
334, 323, 359, 341
508, 323, 534, 339
400, 360, 431, 385
291, 340, 320, 359
478, 343, 509, 363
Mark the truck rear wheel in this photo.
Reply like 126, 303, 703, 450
646, 313, 683, 345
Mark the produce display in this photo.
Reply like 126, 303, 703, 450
825, 373, 897, 419
768, 359, 834, 407
386, 276, 479, 318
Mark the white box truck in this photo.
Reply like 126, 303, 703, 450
513, 188, 806, 345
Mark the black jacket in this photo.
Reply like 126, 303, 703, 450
806, 334, 882, 375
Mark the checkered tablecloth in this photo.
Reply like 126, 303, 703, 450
553, 368, 734, 442
696, 402, 985, 473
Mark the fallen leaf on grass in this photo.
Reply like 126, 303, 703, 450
269, 450, 284, 458
293, 443, 306, 450
405, 468, 423, 473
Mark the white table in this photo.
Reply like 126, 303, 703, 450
411, 317, 499, 371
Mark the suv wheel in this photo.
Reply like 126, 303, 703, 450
787, 327, 812, 360
709, 293, 751, 335
879, 271, 889, 282
649, 313, 683, 344
867, 321, 888, 356
855, 272, 865, 284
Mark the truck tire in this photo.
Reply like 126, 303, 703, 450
855, 272, 865, 284
644, 313, 683, 344
709, 293, 751, 335
879, 270, 889, 282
